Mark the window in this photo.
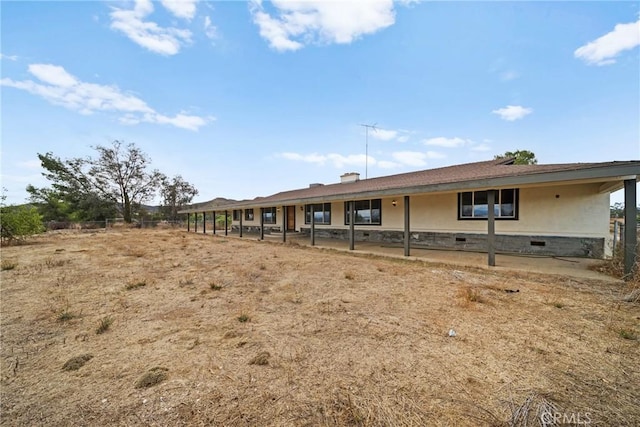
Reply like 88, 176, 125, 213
244, 208, 254, 221
344, 199, 382, 225
458, 189, 519, 220
232, 210, 241, 221
305, 203, 331, 224
262, 207, 277, 224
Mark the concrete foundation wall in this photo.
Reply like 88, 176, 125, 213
299, 227, 604, 258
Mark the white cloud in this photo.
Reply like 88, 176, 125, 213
1, 63, 211, 131
377, 160, 400, 169
370, 128, 398, 141
575, 18, 640, 66
491, 105, 532, 121
423, 136, 470, 148
250, 0, 396, 52
204, 16, 218, 39
396, 135, 410, 143
392, 151, 428, 167
161, 0, 198, 20
1, 53, 18, 61
29, 63, 78, 87
500, 70, 519, 81
18, 159, 42, 170
110, 0, 192, 56
470, 143, 491, 152
280, 152, 373, 168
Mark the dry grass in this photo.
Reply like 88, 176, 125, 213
1, 229, 638, 426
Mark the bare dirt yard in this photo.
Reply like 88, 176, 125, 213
1, 229, 638, 426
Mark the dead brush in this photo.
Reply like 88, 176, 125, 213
62, 354, 93, 371
44, 257, 70, 268
1, 259, 17, 271
456, 286, 484, 306
135, 367, 168, 388
125, 280, 147, 290
505, 391, 560, 427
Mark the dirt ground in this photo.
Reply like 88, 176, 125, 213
1, 229, 638, 426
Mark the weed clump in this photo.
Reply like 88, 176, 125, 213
44, 257, 70, 268
62, 354, 93, 371
96, 316, 113, 334
125, 280, 146, 290
619, 328, 637, 340
1, 260, 17, 271
135, 367, 168, 388
209, 282, 222, 291
57, 310, 76, 322
249, 351, 270, 366
237, 313, 250, 323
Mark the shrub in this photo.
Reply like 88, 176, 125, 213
0, 204, 45, 245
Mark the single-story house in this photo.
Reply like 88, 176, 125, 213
179, 158, 639, 276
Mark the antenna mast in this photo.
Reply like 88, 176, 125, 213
359, 123, 378, 179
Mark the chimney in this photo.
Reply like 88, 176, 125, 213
309, 183, 324, 188
340, 172, 360, 184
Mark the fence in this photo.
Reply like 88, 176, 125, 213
46, 220, 186, 230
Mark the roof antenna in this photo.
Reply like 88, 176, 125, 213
359, 123, 378, 179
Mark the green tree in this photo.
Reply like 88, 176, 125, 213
160, 175, 199, 221
27, 153, 116, 222
610, 202, 624, 219
28, 141, 165, 223
494, 150, 538, 165
1, 190, 44, 244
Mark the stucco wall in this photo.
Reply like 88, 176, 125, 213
297, 183, 609, 239
229, 182, 610, 242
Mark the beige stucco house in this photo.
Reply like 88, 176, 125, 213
180, 158, 639, 274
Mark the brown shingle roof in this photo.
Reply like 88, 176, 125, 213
180, 158, 640, 212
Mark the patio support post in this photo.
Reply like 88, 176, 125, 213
239, 210, 243, 238
310, 204, 315, 246
194, 213, 198, 233
282, 206, 287, 243
487, 189, 496, 267
404, 196, 410, 257
187, 213, 190, 232
203, 212, 206, 234
224, 210, 228, 236
624, 179, 637, 278
213, 210, 216, 235
260, 208, 265, 240
349, 201, 355, 251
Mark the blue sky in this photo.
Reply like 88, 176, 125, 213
1, 0, 639, 206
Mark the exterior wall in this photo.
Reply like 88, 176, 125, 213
297, 183, 610, 258
226, 182, 610, 257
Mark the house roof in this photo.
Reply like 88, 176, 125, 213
179, 158, 640, 213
